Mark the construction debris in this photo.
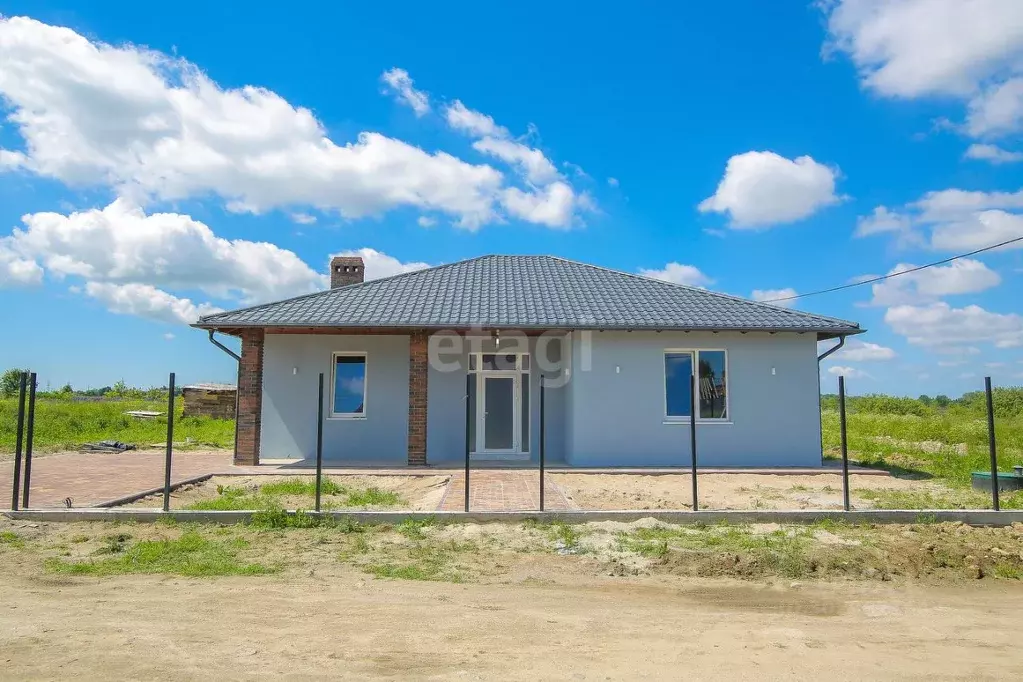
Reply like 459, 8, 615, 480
125, 410, 163, 419
80, 440, 137, 453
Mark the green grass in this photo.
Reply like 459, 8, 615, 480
362, 538, 468, 582
0, 397, 235, 453
182, 478, 406, 512
44, 530, 275, 577
822, 407, 1023, 492
524, 519, 583, 550
615, 523, 867, 579
396, 517, 437, 539
0, 530, 25, 548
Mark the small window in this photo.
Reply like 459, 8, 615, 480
482, 353, 517, 371
664, 352, 694, 418
699, 350, 728, 419
332, 354, 366, 416
665, 350, 729, 421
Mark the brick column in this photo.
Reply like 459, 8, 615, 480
235, 328, 265, 466
407, 331, 429, 466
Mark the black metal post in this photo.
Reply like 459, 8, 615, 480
163, 373, 176, 512
21, 372, 37, 510
690, 372, 698, 512
985, 376, 1000, 512
539, 375, 546, 512
315, 372, 324, 512
839, 375, 850, 512
464, 373, 471, 513
10, 372, 27, 511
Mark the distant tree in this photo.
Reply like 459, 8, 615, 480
934, 394, 951, 408
917, 394, 933, 406
59, 382, 73, 394
0, 368, 29, 398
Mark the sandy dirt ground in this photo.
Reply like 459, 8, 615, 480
2, 568, 1022, 680
3, 516, 1023, 679
125, 474, 451, 511
552, 472, 939, 510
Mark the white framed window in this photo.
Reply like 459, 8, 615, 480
664, 349, 729, 421
468, 352, 528, 372
331, 352, 367, 418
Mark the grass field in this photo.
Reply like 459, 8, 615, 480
822, 388, 1023, 509
0, 398, 235, 453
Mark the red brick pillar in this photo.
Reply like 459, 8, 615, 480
408, 331, 428, 466
235, 328, 265, 466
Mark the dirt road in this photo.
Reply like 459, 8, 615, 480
2, 571, 1022, 680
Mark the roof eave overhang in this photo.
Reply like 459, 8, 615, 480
193, 321, 864, 337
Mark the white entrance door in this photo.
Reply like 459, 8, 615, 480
479, 373, 520, 455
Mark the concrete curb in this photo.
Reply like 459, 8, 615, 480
4, 508, 1022, 527
93, 474, 215, 508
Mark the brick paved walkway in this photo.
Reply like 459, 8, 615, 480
2, 450, 883, 512
436, 470, 576, 512
1, 450, 234, 509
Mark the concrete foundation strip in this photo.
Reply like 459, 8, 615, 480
4, 508, 1023, 526
93, 474, 214, 508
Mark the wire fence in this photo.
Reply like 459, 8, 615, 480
5, 371, 1020, 514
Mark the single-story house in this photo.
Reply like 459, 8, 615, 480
193, 254, 861, 467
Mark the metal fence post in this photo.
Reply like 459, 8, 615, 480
10, 372, 27, 511
316, 372, 324, 512
539, 375, 546, 512
839, 375, 850, 512
163, 373, 176, 512
464, 373, 471, 513
690, 372, 698, 512
985, 376, 1000, 512
21, 372, 37, 510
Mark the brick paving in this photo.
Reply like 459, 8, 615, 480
2, 450, 884, 512
1, 450, 234, 509
436, 470, 576, 512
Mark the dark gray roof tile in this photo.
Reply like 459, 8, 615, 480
195, 255, 861, 337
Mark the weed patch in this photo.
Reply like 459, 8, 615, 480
45, 530, 275, 577
0, 530, 24, 548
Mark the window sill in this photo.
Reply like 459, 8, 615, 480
662, 419, 733, 425
327, 414, 367, 421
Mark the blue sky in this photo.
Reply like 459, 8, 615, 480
1, 0, 1022, 395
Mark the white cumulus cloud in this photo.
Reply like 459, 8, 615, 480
867, 259, 1001, 306
855, 206, 912, 236
821, 0, 1023, 138
0, 199, 430, 324
8, 199, 326, 304
330, 248, 430, 280
83, 282, 223, 325
0, 17, 604, 230
380, 67, 431, 116
930, 210, 1023, 251
751, 288, 798, 307
827, 365, 871, 379
885, 302, 1023, 350
638, 263, 714, 287
964, 143, 1023, 164
698, 151, 840, 228
440, 97, 590, 228
834, 340, 897, 361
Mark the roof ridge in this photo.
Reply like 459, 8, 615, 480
542, 255, 859, 328
197, 253, 496, 325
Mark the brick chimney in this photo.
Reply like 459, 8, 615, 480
330, 255, 365, 288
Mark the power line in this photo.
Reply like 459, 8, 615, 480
765, 234, 1023, 303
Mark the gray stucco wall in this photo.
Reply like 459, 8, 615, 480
259, 330, 822, 467
260, 334, 410, 463
562, 331, 823, 467
425, 334, 569, 463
